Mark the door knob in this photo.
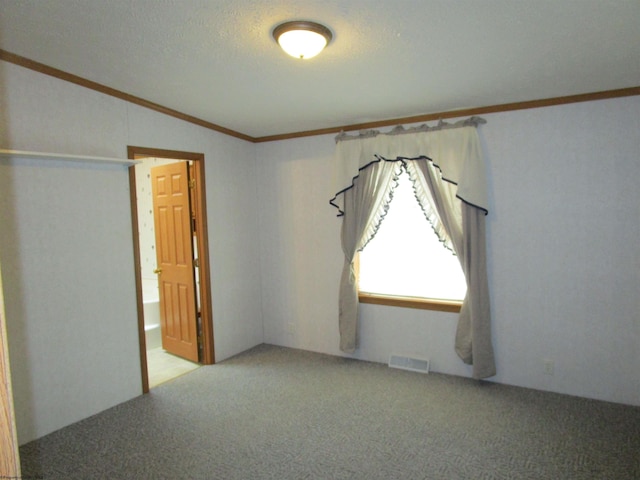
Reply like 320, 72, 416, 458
153, 268, 162, 274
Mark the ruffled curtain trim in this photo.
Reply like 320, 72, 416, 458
341, 156, 458, 255
334, 116, 487, 143
404, 160, 455, 254
357, 158, 403, 252
330, 155, 488, 218
331, 118, 489, 217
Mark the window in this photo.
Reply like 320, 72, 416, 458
357, 167, 466, 312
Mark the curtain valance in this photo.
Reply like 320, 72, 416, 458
330, 118, 488, 216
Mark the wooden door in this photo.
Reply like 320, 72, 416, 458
151, 162, 199, 362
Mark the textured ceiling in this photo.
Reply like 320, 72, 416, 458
1, 0, 639, 138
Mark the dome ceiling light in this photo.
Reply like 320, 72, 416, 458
272, 21, 333, 60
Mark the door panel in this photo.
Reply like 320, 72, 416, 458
151, 162, 199, 362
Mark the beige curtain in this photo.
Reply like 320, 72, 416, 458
332, 118, 495, 377
338, 160, 400, 353
407, 160, 495, 378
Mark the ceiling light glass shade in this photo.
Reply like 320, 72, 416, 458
273, 21, 332, 59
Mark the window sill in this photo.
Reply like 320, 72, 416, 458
358, 292, 462, 313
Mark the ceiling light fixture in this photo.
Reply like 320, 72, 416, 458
272, 21, 332, 60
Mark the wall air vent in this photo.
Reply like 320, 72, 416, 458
388, 355, 430, 374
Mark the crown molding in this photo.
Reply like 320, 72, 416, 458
252, 86, 640, 142
0, 49, 253, 142
2, 49, 639, 144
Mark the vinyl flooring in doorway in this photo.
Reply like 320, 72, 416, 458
146, 347, 200, 388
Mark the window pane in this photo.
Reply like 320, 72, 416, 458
358, 169, 467, 301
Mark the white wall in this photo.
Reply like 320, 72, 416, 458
256, 96, 640, 406
0, 61, 264, 444
1, 57, 638, 449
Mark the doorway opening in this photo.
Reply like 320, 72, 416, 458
128, 146, 215, 393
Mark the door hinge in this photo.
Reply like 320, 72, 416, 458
193, 258, 200, 268
188, 179, 196, 189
